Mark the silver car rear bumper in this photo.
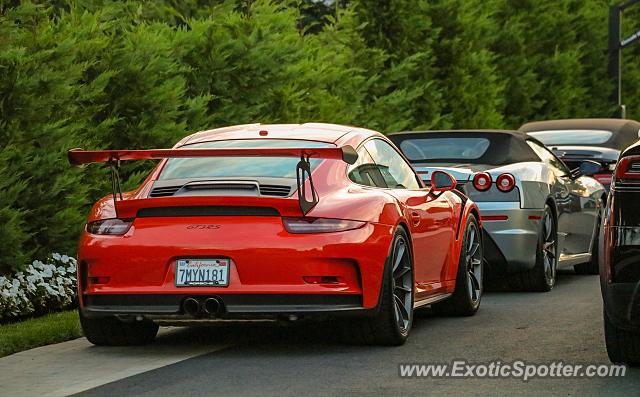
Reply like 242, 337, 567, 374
478, 202, 545, 272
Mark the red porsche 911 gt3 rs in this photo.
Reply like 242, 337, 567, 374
69, 123, 483, 346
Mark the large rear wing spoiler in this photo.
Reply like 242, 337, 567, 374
68, 146, 358, 216
67, 147, 358, 166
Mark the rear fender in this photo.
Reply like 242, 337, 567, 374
445, 201, 481, 281
304, 185, 402, 225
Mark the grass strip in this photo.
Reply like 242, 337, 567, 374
0, 310, 82, 358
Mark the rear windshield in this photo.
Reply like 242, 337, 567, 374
159, 140, 334, 180
390, 133, 540, 165
399, 138, 490, 161
528, 129, 613, 146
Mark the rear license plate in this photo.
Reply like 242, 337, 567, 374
175, 259, 229, 287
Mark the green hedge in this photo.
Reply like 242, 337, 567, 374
0, 0, 636, 273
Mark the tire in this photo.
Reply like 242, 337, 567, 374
604, 309, 640, 366
432, 215, 483, 316
510, 204, 557, 292
342, 227, 414, 346
80, 310, 159, 346
574, 204, 602, 275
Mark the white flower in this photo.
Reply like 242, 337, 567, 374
38, 282, 58, 296
41, 267, 53, 278
26, 276, 38, 291
1, 252, 79, 320
33, 260, 45, 269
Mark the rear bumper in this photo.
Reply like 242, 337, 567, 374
81, 293, 372, 319
78, 219, 394, 313
478, 202, 543, 272
601, 224, 640, 330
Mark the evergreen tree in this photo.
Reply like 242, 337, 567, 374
0, 0, 637, 273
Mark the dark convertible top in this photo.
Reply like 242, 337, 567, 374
388, 130, 541, 165
518, 118, 640, 150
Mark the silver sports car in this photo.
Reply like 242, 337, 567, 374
519, 118, 640, 191
389, 130, 606, 291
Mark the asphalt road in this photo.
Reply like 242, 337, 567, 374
61, 271, 638, 397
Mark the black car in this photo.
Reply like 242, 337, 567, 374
519, 118, 640, 191
600, 140, 640, 365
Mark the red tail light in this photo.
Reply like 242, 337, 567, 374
615, 156, 640, 180
472, 172, 492, 191
496, 173, 516, 192
592, 173, 613, 185
283, 217, 366, 233
86, 218, 134, 235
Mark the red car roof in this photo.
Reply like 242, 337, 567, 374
176, 123, 370, 147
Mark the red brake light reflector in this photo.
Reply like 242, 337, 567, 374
89, 276, 111, 285
496, 173, 516, 192
593, 173, 613, 185
303, 276, 339, 284
473, 172, 492, 191
481, 215, 508, 221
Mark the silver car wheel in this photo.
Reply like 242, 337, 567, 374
542, 209, 557, 286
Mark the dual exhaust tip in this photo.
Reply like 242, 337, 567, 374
183, 297, 224, 317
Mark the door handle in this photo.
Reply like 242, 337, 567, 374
410, 211, 421, 226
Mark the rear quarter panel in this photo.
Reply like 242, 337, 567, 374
443, 195, 481, 283
484, 162, 552, 209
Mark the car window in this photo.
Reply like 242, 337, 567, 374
159, 139, 334, 180
364, 139, 421, 189
527, 140, 570, 177
528, 129, 613, 145
390, 132, 541, 165
347, 146, 387, 188
400, 137, 491, 161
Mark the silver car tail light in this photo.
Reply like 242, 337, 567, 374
496, 173, 516, 192
472, 172, 492, 191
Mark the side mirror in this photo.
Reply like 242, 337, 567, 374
578, 160, 602, 177
431, 170, 457, 192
